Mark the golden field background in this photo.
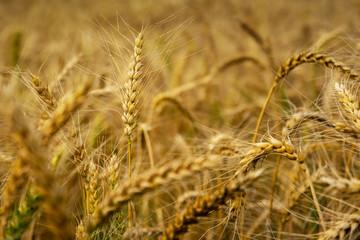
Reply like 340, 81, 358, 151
1, 0, 360, 239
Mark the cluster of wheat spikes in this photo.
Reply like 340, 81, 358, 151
2, 2, 360, 239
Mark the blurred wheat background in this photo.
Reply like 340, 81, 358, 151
1, 0, 360, 239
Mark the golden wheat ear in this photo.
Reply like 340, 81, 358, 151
41, 80, 92, 143
334, 82, 360, 130
122, 31, 144, 140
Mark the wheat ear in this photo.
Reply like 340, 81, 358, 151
29, 73, 58, 128
240, 21, 274, 68
122, 31, 144, 140
86, 156, 218, 233
239, 137, 298, 174
75, 221, 88, 240
253, 52, 360, 142
161, 169, 263, 240
4, 190, 39, 240
41, 80, 92, 143
87, 160, 99, 215
319, 213, 360, 240
107, 154, 120, 189
317, 176, 360, 194
334, 82, 360, 131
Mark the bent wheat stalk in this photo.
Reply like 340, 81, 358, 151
253, 52, 360, 142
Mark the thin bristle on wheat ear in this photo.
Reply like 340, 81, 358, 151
161, 169, 264, 240
41, 80, 92, 142
122, 31, 144, 139
85, 156, 220, 233
282, 111, 360, 138
253, 52, 360, 142
51, 54, 83, 96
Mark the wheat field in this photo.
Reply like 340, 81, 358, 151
1, 0, 360, 239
